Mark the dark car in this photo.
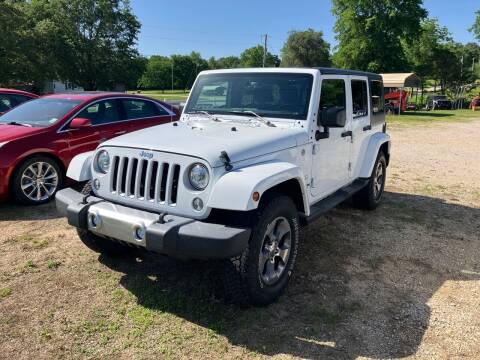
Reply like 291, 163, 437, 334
425, 95, 452, 110
0, 93, 179, 205
0, 88, 38, 115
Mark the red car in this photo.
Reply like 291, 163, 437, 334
0, 88, 38, 115
0, 93, 179, 205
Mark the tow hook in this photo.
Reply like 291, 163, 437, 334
158, 212, 168, 224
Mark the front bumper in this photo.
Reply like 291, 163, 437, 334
56, 188, 250, 259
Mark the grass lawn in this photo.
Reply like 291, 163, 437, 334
129, 90, 190, 102
387, 109, 480, 126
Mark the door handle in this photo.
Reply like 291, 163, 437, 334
115, 131, 127, 135
363, 125, 372, 131
341, 131, 352, 138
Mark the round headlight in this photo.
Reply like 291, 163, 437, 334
95, 150, 110, 174
189, 163, 209, 190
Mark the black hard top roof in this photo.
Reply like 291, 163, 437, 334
315, 67, 383, 81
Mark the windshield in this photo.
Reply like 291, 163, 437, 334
185, 73, 314, 120
0, 98, 82, 127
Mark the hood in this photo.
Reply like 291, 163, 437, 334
0, 124, 46, 142
102, 120, 308, 167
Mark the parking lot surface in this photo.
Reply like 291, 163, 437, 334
1, 118, 479, 359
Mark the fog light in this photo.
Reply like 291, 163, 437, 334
192, 197, 203, 211
93, 178, 101, 190
134, 225, 146, 241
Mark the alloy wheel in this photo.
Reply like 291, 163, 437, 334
373, 161, 384, 200
20, 161, 59, 202
259, 216, 292, 286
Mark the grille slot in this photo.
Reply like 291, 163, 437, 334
149, 162, 158, 200
120, 158, 129, 194
171, 164, 180, 204
159, 163, 169, 202
111, 156, 120, 192
139, 159, 148, 198
128, 159, 138, 196
109, 155, 180, 206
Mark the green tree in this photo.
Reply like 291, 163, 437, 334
0, 0, 56, 88
470, 10, 480, 41
332, 0, 427, 72
29, 0, 142, 91
461, 43, 480, 80
216, 56, 241, 69
189, 52, 209, 75
281, 29, 331, 67
138, 56, 172, 90
0, 1, 28, 86
207, 56, 218, 69
403, 19, 451, 80
431, 44, 462, 94
240, 45, 280, 68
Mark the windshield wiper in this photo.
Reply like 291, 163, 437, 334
242, 111, 276, 127
214, 110, 276, 127
187, 110, 222, 122
6, 121, 32, 127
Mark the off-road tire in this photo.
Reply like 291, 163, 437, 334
11, 156, 63, 205
76, 181, 134, 256
353, 152, 387, 210
223, 195, 299, 307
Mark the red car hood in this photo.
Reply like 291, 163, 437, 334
0, 124, 46, 142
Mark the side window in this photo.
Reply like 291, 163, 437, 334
370, 80, 384, 114
121, 99, 166, 120
76, 100, 120, 126
351, 80, 368, 118
319, 78, 346, 113
8, 94, 32, 107
0, 95, 12, 112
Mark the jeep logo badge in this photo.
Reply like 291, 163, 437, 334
139, 150, 154, 159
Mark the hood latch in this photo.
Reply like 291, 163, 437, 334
219, 151, 233, 171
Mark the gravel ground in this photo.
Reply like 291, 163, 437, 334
0, 119, 479, 359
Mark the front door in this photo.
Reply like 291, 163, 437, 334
310, 76, 352, 199
65, 99, 121, 161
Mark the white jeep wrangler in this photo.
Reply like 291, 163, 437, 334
56, 68, 390, 306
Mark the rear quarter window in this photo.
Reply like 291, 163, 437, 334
370, 80, 384, 114
121, 99, 169, 119
351, 80, 369, 118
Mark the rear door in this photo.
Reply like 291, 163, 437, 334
119, 98, 175, 132
348, 76, 371, 178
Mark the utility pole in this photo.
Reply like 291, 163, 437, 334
473, 57, 476, 73
262, 34, 268, 67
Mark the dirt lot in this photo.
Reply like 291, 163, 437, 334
1, 117, 479, 359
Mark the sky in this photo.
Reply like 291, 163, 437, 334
130, 0, 479, 59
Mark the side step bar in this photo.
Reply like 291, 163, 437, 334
302, 178, 369, 225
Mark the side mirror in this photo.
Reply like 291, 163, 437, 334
318, 107, 346, 128
70, 117, 92, 129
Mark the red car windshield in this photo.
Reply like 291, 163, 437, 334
0, 98, 82, 127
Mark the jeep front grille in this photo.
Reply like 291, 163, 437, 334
110, 156, 181, 205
